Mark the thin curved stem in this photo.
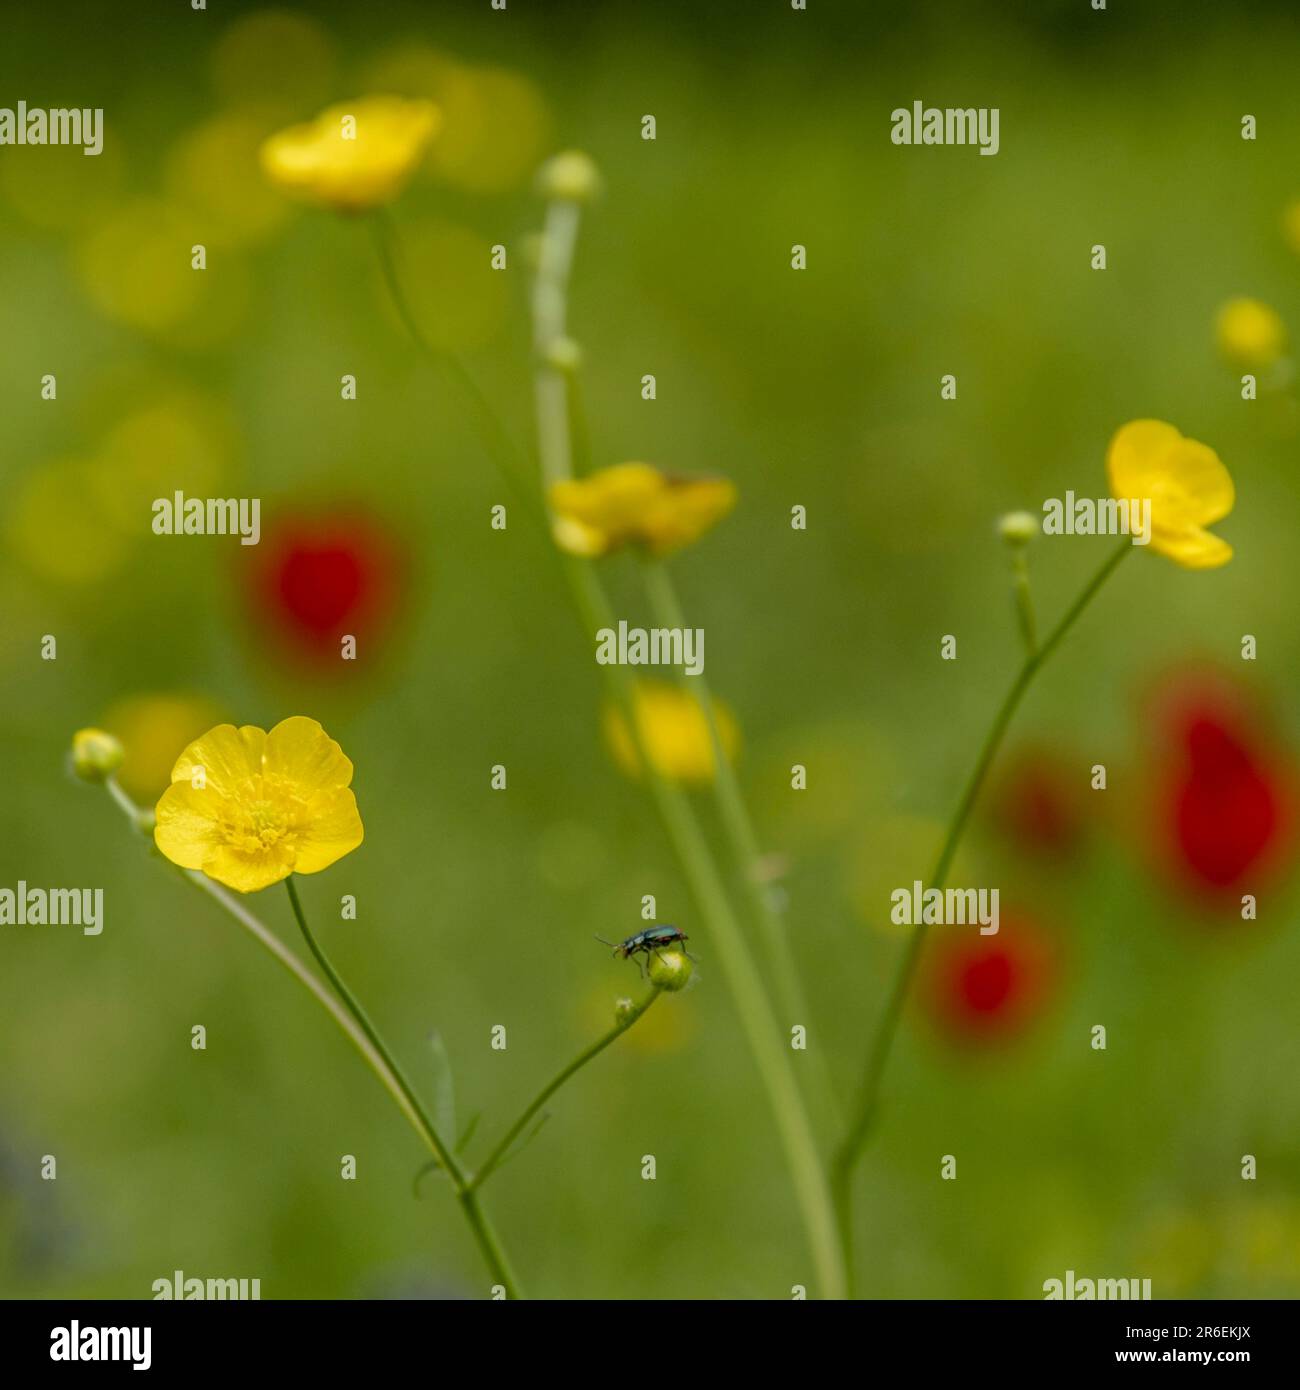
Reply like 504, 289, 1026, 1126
832, 538, 1132, 1282
529, 190, 846, 1298
283, 877, 522, 1297
640, 557, 841, 1132
472, 988, 662, 1189
284, 877, 461, 1180
370, 210, 546, 529
1011, 550, 1038, 655
555, 522, 847, 1299
96, 782, 523, 1297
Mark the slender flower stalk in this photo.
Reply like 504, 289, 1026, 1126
1010, 549, 1038, 655
370, 210, 546, 530
531, 197, 582, 490
639, 557, 841, 1131
471, 988, 662, 1189
365, 174, 845, 1297
97, 778, 522, 1299
832, 538, 1132, 1281
282, 878, 521, 1297
530, 192, 846, 1299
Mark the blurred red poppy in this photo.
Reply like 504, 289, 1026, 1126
240, 506, 406, 667
1148, 672, 1294, 907
990, 746, 1086, 860
921, 912, 1056, 1046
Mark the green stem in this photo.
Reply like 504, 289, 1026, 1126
834, 536, 1128, 1284
472, 988, 662, 1189
284, 877, 460, 1179
1011, 550, 1038, 655
832, 538, 1132, 1282
531, 197, 582, 490
102, 780, 523, 1296
640, 558, 841, 1132
530, 190, 846, 1297
370, 210, 546, 529
283, 877, 522, 1297
554, 528, 847, 1299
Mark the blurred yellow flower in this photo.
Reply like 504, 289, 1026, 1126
168, 113, 296, 250
362, 45, 552, 194
211, 11, 336, 118
549, 463, 736, 558
1215, 297, 1287, 370
260, 96, 439, 213
154, 716, 363, 893
7, 459, 129, 584
102, 692, 229, 801
1106, 419, 1234, 569
603, 681, 739, 787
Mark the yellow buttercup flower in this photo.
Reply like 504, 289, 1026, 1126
260, 96, 439, 213
154, 717, 363, 893
1215, 297, 1287, 370
549, 462, 736, 558
1106, 420, 1234, 569
603, 681, 739, 787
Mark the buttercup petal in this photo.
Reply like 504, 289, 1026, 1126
261, 96, 439, 213
549, 463, 735, 558
292, 789, 366, 873
201, 842, 297, 894
1150, 526, 1234, 569
1105, 419, 1184, 499
153, 781, 226, 870
264, 716, 354, 795
169, 723, 266, 796
1165, 438, 1234, 526
550, 513, 610, 557
1107, 419, 1233, 569
643, 477, 738, 555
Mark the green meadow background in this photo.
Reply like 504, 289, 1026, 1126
2, 0, 1298, 1298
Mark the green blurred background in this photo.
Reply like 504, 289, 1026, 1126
2, 0, 1298, 1299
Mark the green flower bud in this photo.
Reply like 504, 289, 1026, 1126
998, 510, 1039, 546
536, 150, 601, 204
647, 949, 693, 992
70, 727, 124, 783
542, 335, 583, 373
614, 996, 636, 1026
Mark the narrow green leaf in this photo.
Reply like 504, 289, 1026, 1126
428, 1031, 456, 1145
456, 1112, 482, 1154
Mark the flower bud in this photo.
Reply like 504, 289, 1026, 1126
614, 997, 636, 1026
70, 728, 124, 783
647, 949, 693, 992
536, 150, 600, 204
998, 511, 1039, 547
542, 335, 583, 374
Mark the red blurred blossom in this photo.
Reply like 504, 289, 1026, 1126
990, 746, 1086, 860
1148, 672, 1295, 907
240, 506, 406, 668
921, 912, 1057, 1047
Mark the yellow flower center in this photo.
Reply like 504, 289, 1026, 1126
226, 796, 293, 854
